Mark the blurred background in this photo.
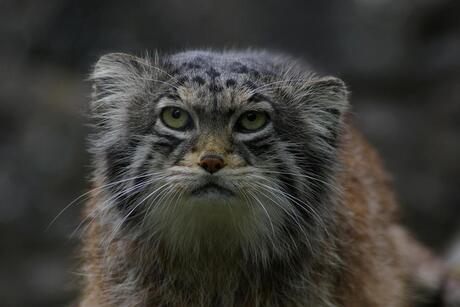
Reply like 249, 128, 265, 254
1, 0, 459, 306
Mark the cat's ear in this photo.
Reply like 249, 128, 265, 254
302, 76, 349, 119
90, 53, 149, 110
298, 76, 349, 144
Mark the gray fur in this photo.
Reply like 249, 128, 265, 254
84, 50, 349, 306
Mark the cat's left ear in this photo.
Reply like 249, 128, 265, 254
298, 76, 349, 142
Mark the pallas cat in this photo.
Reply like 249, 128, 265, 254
79, 50, 448, 307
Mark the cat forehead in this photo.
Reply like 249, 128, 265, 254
162, 52, 277, 107
168, 52, 272, 82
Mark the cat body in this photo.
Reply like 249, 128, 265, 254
79, 50, 442, 306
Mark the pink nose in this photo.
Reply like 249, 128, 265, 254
199, 154, 225, 174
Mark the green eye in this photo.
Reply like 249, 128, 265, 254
238, 111, 268, 132
160, 107, 191, 130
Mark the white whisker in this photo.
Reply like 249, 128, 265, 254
47, 173, 155, 232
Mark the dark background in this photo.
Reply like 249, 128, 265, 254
1, 0, 459, 306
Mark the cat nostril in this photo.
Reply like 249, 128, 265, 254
199, 154, 225, 174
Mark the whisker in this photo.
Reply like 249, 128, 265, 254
133, 56, 181, 85
142, 184, 177, 229
245, 188, 277, 251
245, 79, 311, 98
251, 176, 330, 238
258, 168, 340, 193
69, 176, 159, 238
109, 181, 172, 240
143, 184, 183, 244
136, 77, 180, 91
249, 181, 313, 251
47, 173, 156, 232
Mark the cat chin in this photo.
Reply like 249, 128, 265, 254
154, 196, 282, 259
189, 183, 235, 199
181, 193, 247, 220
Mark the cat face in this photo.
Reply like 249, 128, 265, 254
90, 51, 348, 255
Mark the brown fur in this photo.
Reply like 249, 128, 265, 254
333, 124, 442, 306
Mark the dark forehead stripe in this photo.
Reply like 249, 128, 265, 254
249, 69, 260, 78
206, 67, 220, 78
180, 56, 206, 70
175, 56, 209, 74
200, 66, 221, 108
209, 83, 223, 93
225, 79, 237, 87
182, 62, 202, 70
192, 76, 206, 85
176, 76, 189, 85
229, 61, 249, 74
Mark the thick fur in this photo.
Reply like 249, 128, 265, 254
79, 50, 444, 306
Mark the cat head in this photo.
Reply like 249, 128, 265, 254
89, 50, 348, 258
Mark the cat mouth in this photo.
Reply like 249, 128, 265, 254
190, 183, 235, 197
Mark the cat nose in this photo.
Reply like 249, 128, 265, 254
199, 153, 225, 174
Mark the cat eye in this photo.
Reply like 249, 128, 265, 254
160, 107, 192, 130
236, 111, 268, 132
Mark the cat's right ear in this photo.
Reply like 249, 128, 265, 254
90, 53, 148, 110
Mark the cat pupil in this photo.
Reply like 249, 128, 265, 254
246, 112, 257, 121
172, 109, 181, 119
